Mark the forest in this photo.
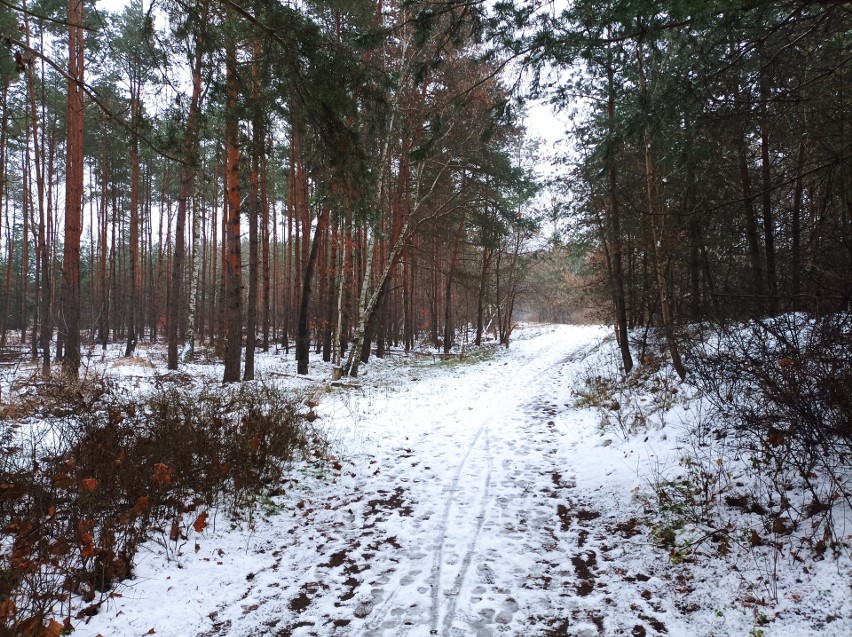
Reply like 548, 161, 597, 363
0, 0, 850, 634
0, 0, 848, 382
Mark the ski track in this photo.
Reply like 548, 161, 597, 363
74, 324, 851, 637
300, 325, 608, 637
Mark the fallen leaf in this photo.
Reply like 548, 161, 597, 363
193, 512, 208, 534
44, 619, 64, 637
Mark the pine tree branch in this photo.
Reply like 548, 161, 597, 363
6, 35, 189, 166
0, 0, 94, 31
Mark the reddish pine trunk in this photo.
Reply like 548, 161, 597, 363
61, 0, 84, 379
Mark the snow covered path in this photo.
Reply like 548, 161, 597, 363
77, 325, 851, 637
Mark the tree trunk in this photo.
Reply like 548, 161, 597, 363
261, 140, 271, 351
24, 10, 50, 373
124, 92, 141, 357
61, 0, 84, 380
738, 140, 765, 305
97, 125, 108, 350
605, 42, 633, 374
0, 80, 8, 346
222, 29, 243, 383
297, 207, 329, 375
791, 134, 807, 305
184, 190, 201, 360
21, 147, 30, 345
344, 219, 411, 378
636, 38, 686, 381
168, 48, 202, 369
443, 214, 466, 354
244, 42, 263, 381
332, 212, 350, 379
759, 78, 777, 311
475, 248, 492, 346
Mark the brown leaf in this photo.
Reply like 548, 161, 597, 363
80, 478, 99, 492
193, 512, 208, 534
81, 532, 96, 558
131, 495, 150, 516
44, 618, 64, 637
16, 616, 41, 636
152, 463, 172, 487
169, 521, 180, 542
146, 629, 156, 635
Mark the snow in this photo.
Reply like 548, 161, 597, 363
18, 324, 848, 637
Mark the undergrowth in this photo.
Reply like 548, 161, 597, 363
577, 315, 851, 604
574, 336, 682, 438
0, 376, 325, 636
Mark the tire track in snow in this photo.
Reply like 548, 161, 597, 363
441, 428, 492, 636
428, 334, 597, 635
428, 422, 489, 635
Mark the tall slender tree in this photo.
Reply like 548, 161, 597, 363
61, 0, 84, 379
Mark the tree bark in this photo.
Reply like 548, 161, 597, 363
61, 0, 84, 380
168, 45, 202, 369
475, 247, 492, 346
124, 89, 141, 357
23, 8, 51, 373
759, 76, 778, 311
636, 38, 686, 381
791, 134, 807, 305
244, 42, 263, 382
605, 41, 633, 374
297, 207, 329, 375
261, 139, 271, 351
222, 28, 243, 383
443, 214, 466, 354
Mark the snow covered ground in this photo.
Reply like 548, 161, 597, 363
49, 324, 849, 637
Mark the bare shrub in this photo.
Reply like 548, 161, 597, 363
0, 378, 322, 633
687, 311, 852, 545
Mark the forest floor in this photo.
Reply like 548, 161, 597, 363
26, 324, 849, 637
